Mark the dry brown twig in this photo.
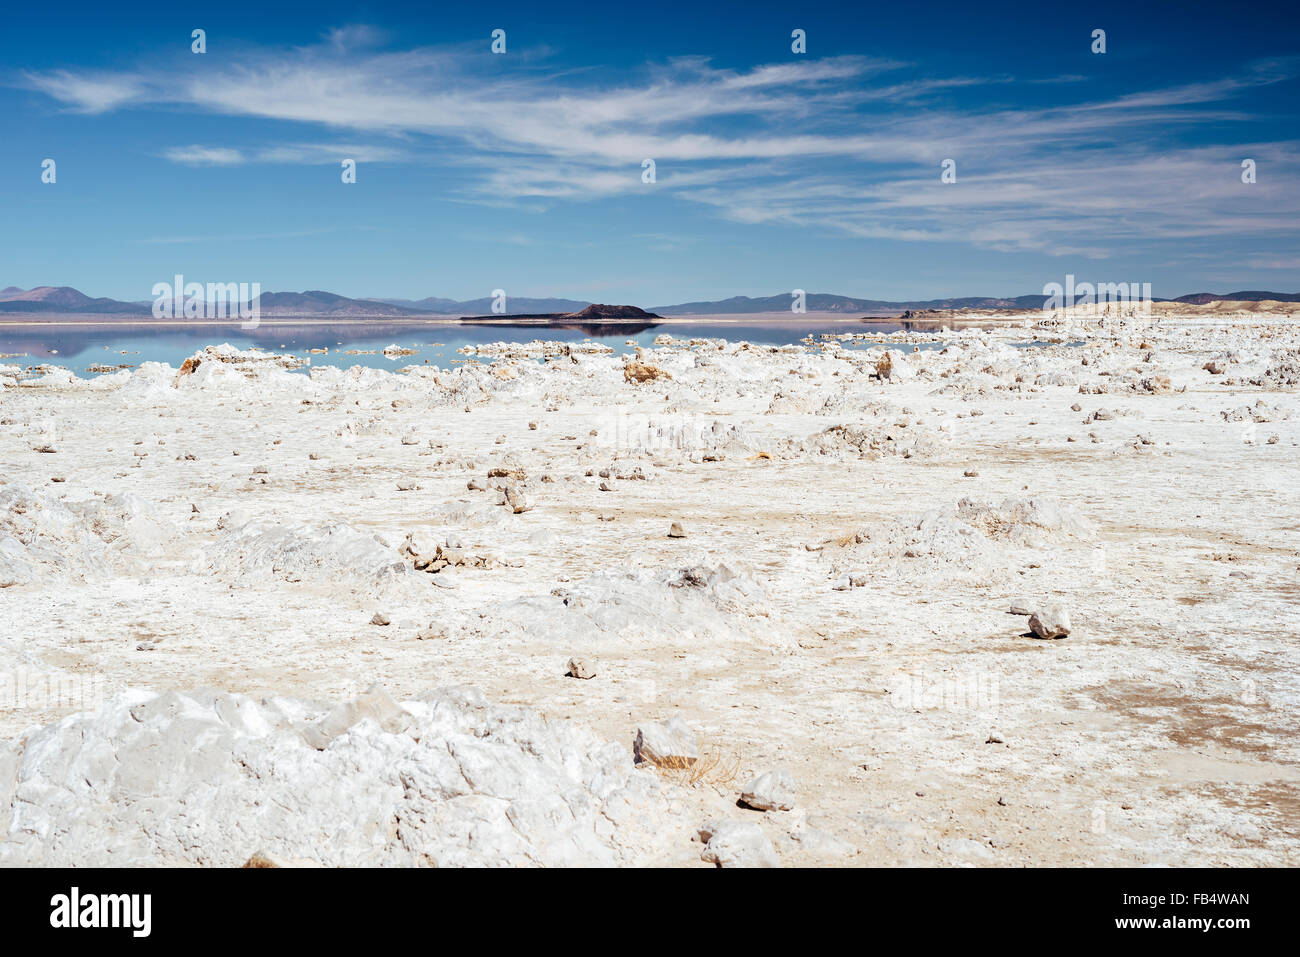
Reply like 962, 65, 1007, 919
653, 745, 743, 789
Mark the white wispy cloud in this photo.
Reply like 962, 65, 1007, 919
162, 145, 246, 166
323, 24, 389, 51
131, 226, 367, 245
25, 69, 145, 113
21, 35, 1300, 260
161, 142, 408, 166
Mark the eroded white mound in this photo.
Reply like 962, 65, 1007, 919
478, 564, 771, 646
836, 495, 1097, 583
0, 483, 175, 585
203, 516, 410, 587
0, 684, 685, 867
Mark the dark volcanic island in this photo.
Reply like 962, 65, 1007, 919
460, 303, 662, 322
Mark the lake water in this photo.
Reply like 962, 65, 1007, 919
0, 318, 1055, 377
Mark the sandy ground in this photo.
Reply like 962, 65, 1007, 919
1, 310, 1297, 866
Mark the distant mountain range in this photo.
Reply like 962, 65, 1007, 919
372, 295, 592, 315
0, 285, 152, 314
651, 290, 1300, 313
1168, 290, 1300, 305
1, 285, 1297, 318
650, 293, 1052, 313
0, 286, 597, 317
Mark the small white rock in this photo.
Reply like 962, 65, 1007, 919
740, 769, 797, 812
634, 717, 698, 767
566, 657, 596, 680
1028, 605, 1071, 639
505, 486, 531, 513
699, 820, 779, 868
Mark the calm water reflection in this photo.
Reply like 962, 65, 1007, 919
0, 319, 936, 376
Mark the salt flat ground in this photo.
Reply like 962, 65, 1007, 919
1, 313, 1297, 866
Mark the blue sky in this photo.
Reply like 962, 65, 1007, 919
3, 0, 1298, 303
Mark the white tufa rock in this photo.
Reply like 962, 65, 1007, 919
699, 820, 780, 867
566, 657, 596, 680
740, 769, 797, 812
633, 717, 698, 767
1028, 605, 1071, 639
